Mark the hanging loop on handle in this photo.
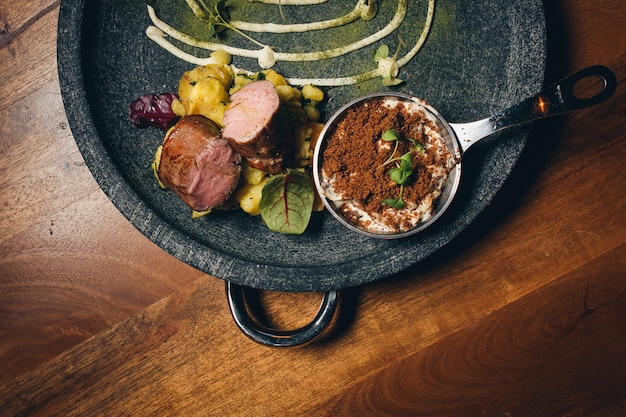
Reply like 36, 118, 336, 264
557, 65, 617, 110
503, 64, 617, 124
226, 281, 339, 347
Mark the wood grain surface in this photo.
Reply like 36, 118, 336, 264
1, 0, 625, 415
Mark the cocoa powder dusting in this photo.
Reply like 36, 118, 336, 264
321, 99, 455, 232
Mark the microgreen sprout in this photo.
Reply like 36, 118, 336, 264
184, 0, 228, 34
186, 0, 269, 47
379, 128, 401, 167
378, 128, 425, 209
383, 187, 406, 209
382, 127, 400, 141
373, 44, 389, 63
388, 153, 413, 185
375, 36, 406, 86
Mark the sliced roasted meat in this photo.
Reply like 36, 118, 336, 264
158, 115, 242, 211
222, 80, 293, 174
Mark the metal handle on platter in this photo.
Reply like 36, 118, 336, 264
451, 65, 617, 152
226, 281, 339, 347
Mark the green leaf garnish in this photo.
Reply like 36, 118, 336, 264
389, 167, 412, 185
379, 127, 425, 208
382, 128, 400, 142
377, 36, 406, 86
185, 0, 268, 48
383, 187, 406, 209
399, 153, 412, 171
185, 0, 229, 29
373, 44, 389, 63
259, 170, 314, 235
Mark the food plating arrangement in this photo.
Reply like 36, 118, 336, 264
56, 0, 615, 344
128, 0, 615, 241
129, 0, 438, 236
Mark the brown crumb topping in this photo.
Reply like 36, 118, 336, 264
321, 99, 455, 231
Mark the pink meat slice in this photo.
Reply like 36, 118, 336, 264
222, 80, 292, 174
158, 115, 241, 211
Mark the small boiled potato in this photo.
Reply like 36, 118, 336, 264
293, 122, 325, 166
242, 164, 267, 185
151, 144, 166, 189
228, 84, 242, 95
170, 98, 186, 116
230, 73, 253, 93
184, 78, 229, 126
234, 73, 254, 86
303, 104, 320, 122
210, 49, 232, 65
293, 124, 314, 167
204, 64, 234, 87
261, 69, 288, 87
235, 179, 267, 216
192, 209, 211, 218
192, 64, 234, 87
306, 122, 325, 149
275, 84, 300, 103
178, 64, 233, 105
302, 84, 324, 102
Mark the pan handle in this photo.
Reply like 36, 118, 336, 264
226, 281, 339, 347
451, 65, 617, 152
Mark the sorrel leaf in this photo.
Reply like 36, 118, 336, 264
259, 170, 314, 234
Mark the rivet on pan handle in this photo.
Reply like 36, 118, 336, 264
226, 281, 339, 347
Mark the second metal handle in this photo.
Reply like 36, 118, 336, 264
226, 281, 339, 347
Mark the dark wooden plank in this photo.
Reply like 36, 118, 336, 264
320, 245, 626, 417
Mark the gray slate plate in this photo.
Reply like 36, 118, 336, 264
57, 0, 546, 292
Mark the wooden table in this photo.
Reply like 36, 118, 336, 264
1, 1, 625, 415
